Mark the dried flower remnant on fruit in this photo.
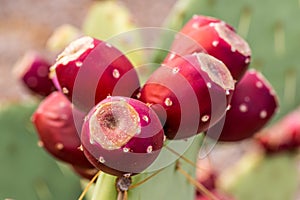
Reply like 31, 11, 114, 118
89, 101, 140, 150
81, 97, 164, 176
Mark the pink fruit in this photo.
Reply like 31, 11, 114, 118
207, 69, 278, 141
256, 107, 300, 153
50, 36, 140, 111
140, 53, 235, 140
13, 51, 56, 96
81, 96, 164, 177
165, 18, 251, 81
32, 91, 93, 168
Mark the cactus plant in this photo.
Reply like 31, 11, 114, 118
156, 0, 300, 120
153, 0, 300, 200
9, 0, 300, 199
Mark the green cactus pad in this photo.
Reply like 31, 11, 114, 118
217, 152, 299, 200
0, 102, 82, 200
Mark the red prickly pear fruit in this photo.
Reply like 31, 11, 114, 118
207, 69, 279, 141
255, 108, 300, 153
50, 36, 140, 111
81, 96, 164, 177
140, 53, 235, 140
13, 51, 56, 97
32, 91, 93, 168
71, 165, 99, 180
181, 15, 235, 35
165, 19, 251, 82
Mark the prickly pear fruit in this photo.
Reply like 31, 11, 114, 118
81, 96, 164, 177
50, 36, 140, 111
140, 53, 235, 140
256, 107, 300, 153
207, 69, 278, 141
32, 92, 93, 168
13, 51, 56, 97
164, 18, 251, 81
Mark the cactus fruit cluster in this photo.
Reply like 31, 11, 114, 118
10, 0, 300, 199
24, 12, 281, 200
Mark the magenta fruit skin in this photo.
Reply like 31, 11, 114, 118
140, 53, 235, 140
32, 91, 93, 168
81, 96, 164, 177
50, 36, 140, 111
256, 107, 300, 154
164, 17, 251, 82
14, 51, 56, 97
207, 69, 278, 141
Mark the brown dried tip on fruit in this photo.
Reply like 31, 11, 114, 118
256, 107, 300, 154
13, 51, 56, 97
207, 69, 278, 141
